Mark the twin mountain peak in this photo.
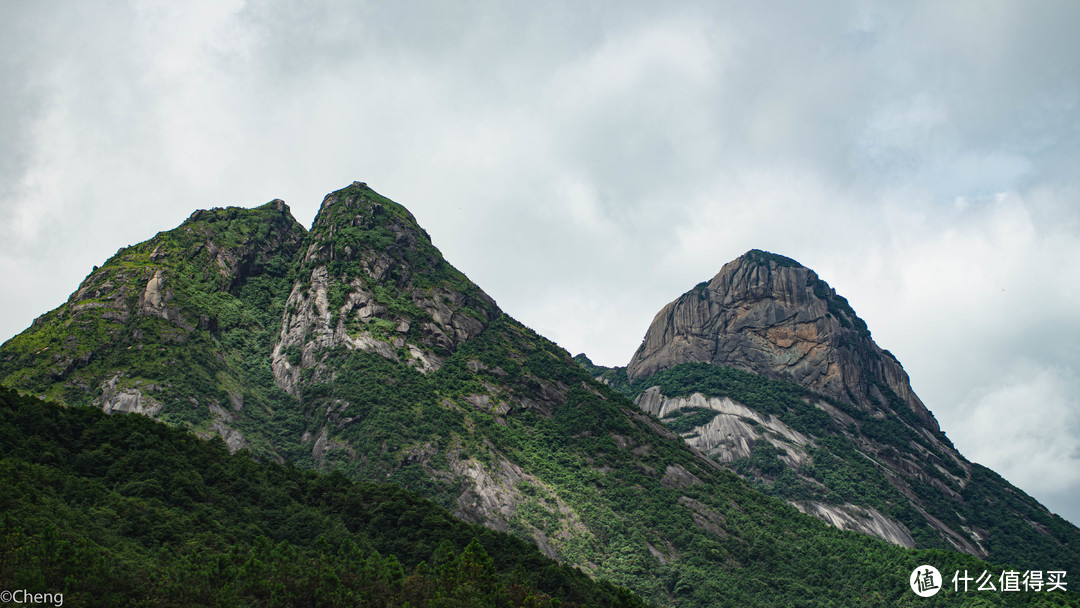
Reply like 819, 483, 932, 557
3, 181, 1077, 604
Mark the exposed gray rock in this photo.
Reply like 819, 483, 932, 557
312, 426, 330, 461
646, 542, 675, 564
97, 374, 163, 417
452, 455, 526, 533
135, 268, 191, 330
200, 400, 248, 454
228, 390, 244, 411
449, 451, 593, 564
270, 258, 494, 397
791, 501, 916, 548
208, 421, 247, 453
531, 531, 560, 560
514, 377, 569, 417
637, 388, 811, 467
142, 269, 166, 309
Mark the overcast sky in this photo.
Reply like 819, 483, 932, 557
3, 1, 1079, 528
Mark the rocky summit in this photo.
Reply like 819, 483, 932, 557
270, 182, 500, 395
627, 249, 935, 431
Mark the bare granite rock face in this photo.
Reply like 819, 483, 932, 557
449, 452, 593, 566
636, 387, 811, 467
628, 250, 937, 429
97, 374, 164, 417
792, 501, 916, 548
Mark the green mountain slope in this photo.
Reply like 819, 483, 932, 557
0, 200, 308, 457
1, 183, 1075, 607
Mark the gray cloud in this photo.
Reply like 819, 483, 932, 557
2, 0, 1079, 526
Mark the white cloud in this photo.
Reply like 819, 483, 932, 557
951, 365, 1080, 515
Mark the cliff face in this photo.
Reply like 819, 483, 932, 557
628, 249, 937, 431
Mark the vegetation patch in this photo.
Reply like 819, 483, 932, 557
662, 407, 721, 434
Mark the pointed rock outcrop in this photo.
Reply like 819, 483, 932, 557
271, 182, 500, 396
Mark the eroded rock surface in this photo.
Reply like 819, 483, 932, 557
97, 374, 163, 417
792, 501, 916, 548
637, 387, 811, 467
627, 250, 937, 430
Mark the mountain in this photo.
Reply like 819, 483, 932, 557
1, 184, 1074, 607
580, 249, 1080, 574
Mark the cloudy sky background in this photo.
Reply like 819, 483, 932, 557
3, 1, 1080, 526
